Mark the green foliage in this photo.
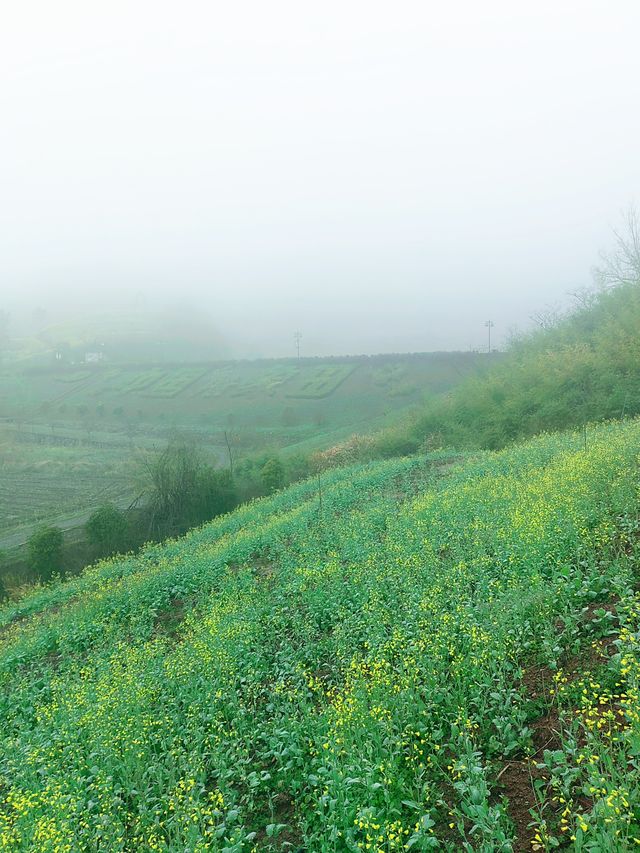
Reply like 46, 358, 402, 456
260, 455, 284, 493
3, 423, 640, 848
27, 525, 63, 580
85, 503, 129, 557
366, 279, 640, 456
143, 439, 238, 538
192, 468, 237, 524
283, 451, 312, 483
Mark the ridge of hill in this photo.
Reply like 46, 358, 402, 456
2, 419, 640, 848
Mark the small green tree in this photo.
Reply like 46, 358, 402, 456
194, 468, 237, 523
85, 504, 128, 557
28, 526, 64, 580
260, 456, 284, 494
142, 440, 201, 537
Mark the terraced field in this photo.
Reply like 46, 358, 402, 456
3, 421, 640, 849
0, 353, 489, 537
0, 353, 487, 429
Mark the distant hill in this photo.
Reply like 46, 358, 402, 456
46, 307, 229, 363
4, 305, 229, 366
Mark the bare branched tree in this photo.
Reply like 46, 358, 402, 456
136, 434, 237, 539
593, 206, 640, 288
530, 304, 562, 330
142, 439, 201, 537
568, 286, 599, 309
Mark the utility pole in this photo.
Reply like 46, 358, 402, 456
484, 320, 494, 354
294, 330, 302, 364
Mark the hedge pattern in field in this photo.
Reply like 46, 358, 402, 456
96, 370, 166, 395
2, 423, 640, 849
52, 371, 91, 384
286, 364, 355, 399
143, 369, 208, 399
199, 366, 299, 399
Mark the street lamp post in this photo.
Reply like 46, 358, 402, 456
484, 320, 494, 354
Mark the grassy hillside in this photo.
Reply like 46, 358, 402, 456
372, 280, 640, 454
2, 420, 640, 849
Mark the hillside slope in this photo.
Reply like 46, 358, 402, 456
2, 421, 640, 849
372, 280, 640, 455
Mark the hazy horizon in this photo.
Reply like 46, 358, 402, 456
2, 1, 640, 358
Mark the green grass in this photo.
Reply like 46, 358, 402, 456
2, 420, 640, 849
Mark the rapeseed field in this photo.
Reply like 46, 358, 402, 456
2, 422, 640, 850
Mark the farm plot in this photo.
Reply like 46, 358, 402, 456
371, 363, 417, 397
0, 469, 131, 533
0, 439, 134, 535
199, 367, 237, 398
262, 365, 299, 394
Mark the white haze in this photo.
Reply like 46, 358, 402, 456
1, 1, 640, 357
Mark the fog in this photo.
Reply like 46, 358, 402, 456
2, 1, 640, 357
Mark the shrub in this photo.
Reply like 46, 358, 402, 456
85, 504, 129, 557
260, 456, 284, 494
27, 526, 64, 581
311, 434, 376, 471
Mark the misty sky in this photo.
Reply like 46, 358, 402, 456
2, 1, 640, 357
